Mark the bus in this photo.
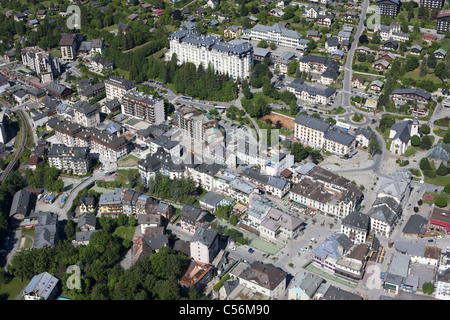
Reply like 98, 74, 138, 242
181, 96, 192, 101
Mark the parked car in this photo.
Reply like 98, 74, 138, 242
428, 239, 434, 242
248, 248, 254, 254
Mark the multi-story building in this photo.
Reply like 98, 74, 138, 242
104, 75, 136, 101
121, 90, 165, 125
366, 195, 402, 237
287, 79, 336, 105
73, 101, 100, 128
259, 207, 304, 241
138, 147, 186, 185
58, 33, 82, 62
421, 0, 444, 9
299, 55, 339, 77
340, 211, 370, 244
391, 88, 431, 105
180, 204, 208, 234
436, 252, 450, 300
48, 144, 91, 175
21, 46, 61, 83
233, 262, 287, 299
190, 226, 219, 264
177, 105, 226, 163
375, 0, 400, 17
99, 188, 123, 216
293, 114, 356, 157
167, 29, 253, 80
312, 233, 353, 273
242, 23, 304, 49
53, 121, 128, 162
290, 166, 363, 219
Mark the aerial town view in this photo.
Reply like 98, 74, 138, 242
0, 0, 449, 305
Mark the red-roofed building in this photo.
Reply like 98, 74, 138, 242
422, 33, 437, 45
430, 207, 450, 233
154, 9, 164, 16
28, 155, 40, 170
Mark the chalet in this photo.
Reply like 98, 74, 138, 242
369, 80, 384, 93
36, 9, 47, 19
307, 30, 321, 41
224, 26, 243, 38
373, 59, 390, 73
434, 48, 447, 59
382, 39, 399, 51
409, 45, 422, 55
127, 13, 139, 21
316, 14, 334, 27
391, 88, 431, 105
381, 52, 396, 61
352, 76, 365, 89
422, 33, 437, 45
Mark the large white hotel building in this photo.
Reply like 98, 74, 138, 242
167, 29, 253, 80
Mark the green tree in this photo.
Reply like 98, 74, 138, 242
420, 157, 432, 170
64, 219, 76, 241
420, 123, 430, 135
436, 162, 448, 176
444, 183, 450, 194
419, 135, 432, 150
422, 282, 435, 295
228, 214, 237, 226
444, 129, 450, 144
411, 135, 421, 147
435, 195, 448, 208
257, 39, 268, 48
368, 136, 382, 157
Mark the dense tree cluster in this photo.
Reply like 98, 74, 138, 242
0, 172, 24, 238
146, 174, 202, 205
7, 239, 195, 300
24, 163, 64, 193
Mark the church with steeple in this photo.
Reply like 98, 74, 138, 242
389, 113, 421, 155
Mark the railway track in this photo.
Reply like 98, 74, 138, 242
0, 109, 28, 184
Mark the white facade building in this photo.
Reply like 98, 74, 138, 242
167, 29, 253, 80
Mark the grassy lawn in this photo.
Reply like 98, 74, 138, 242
402, 70, 442, 85
423, 191, 450, 207
424, 174, 450, 186
0, 277, 28, 300
115, 69, 130, 79
113, 226, 136, 242
441, 39, 450, 53
433, 128, 448, 137
404, 147, 418, 157
117, 155, 140, 167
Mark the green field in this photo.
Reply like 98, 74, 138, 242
0, 276, 28, 300
441, 39, 450, 53
117, 155, 141, 168
113, 226, 136, 242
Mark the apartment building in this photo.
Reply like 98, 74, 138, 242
391, 88, 431, 105
240, 167, 290, 198
104, 75, 136, 101
312, 233, 353, 273
190, 226, 219, 264
438, 10, 450, 33
48, 144, 91, 175
99, 188, 123, 217
340, 211, 370, 244
177, 105, 226, 163
290, 166, 363, 219
53, 121, 128, 162
73, 101, 100, 128
58, 33, 82, 62
294, 114, 356, 157
259, 207, 304, 241
242, 23, 304, 49
366, 196, 402, 237
121, 90, 165, 125
421, 0, 444, 9
138, 147, 186, 184
287, 78, 336, 105
376, 0, 400, 17
299, 55, 340, 79
167, 29, 253, 80
21, 46, 61, 83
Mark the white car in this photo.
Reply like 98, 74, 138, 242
229, 245, 236, 251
